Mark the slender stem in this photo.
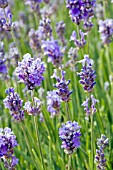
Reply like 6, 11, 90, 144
91, 115, 94, 170
66, 102, 70, 120
68, 155, 71, 170
34, 117, 45, 170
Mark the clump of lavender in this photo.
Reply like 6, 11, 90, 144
0, 127, 18, 169
51, 69, 72, 102
3, 87, 24, 121
59, 121, 81, 154
42, 40, 63, 67
66, 0, 96, 27
70, 30, 86, 49
56, 21, 66, 46
99, 19, 113, 45
15, 53, 45, 90
82, 94, 99, 120
46, 90, 61, 118
95, 134, 109, 170
77, 55, 96, 92
24, 97, 41, 116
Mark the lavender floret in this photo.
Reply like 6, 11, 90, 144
59, 121, 81, 154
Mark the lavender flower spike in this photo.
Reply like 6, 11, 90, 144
0, 127, 18, 169
24, 97, 41, 116
46, 90, 61, 118
82, 94, 99, 120
99, 19, 113, 45
3, 87, 24, 121
15, 53, 45, 90
0, 0, 8, 8
51, 69, 73, 102
77, 55, 96, 92
59, 121, 81, 154
95, 134, 109, 170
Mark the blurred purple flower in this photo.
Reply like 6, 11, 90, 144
51, 69, 72, 102
95, 134, 109, 170
0, 127, 18, 169
3, 87, 24, 121
24, 97, 41, 116
77, 55, 96, 92
0, 0, 8, 8
82, 94, 99, 120
59, 121, 81, 154
70, 30, 86, 48
66, 0, 96, 25
0, 59, 7, 73
42, 39, 63, 67
99, 19, 113, 45
15, 53, 45, 90
46, 90, 61, 118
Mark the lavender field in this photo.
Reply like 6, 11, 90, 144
0, 0, 113, 169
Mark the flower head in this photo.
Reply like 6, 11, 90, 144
42, 39, 63, 67
0, 127, 18, 169
0, 0, 8, 8
51, 69, 72, 102
59, 121, 81, 154
15, 53, 45, 90
46, 90, 61, 118
77, 55, 96, 92
95, 134, 109, 170
24, 97, 41, 116
99, 19, 113, 45
3, 87, 24, 121
82, 94, 99, 120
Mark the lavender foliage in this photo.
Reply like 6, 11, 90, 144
59, 121, 81, 154
15, 53, 45, 90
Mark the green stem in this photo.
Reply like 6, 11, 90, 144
91, 115, 94, 170
34, 117, 46, 170
68, 155, 71, 170
66, 102, 70, 120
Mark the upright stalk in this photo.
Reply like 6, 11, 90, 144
68, 155, 71, 170
91, 115, 94, 170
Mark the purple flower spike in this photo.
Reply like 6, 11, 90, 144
99, 19, 113, 45
66, 0, 96, 26
82, 94, 99, 120
3, 87, 24, 121
46, 90, 61, 118
42, 39, 63, 67
0, 0, 8, 8
0, 127, 18, 169
15, 53, 45, 90
24, 97, 41, 116
0, 59, 7, 73
77, 55, 96, 92
51, 69, 73, 102
59, 121, 81, 154
95, 134, 109, 170
70, 30, 87, 48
